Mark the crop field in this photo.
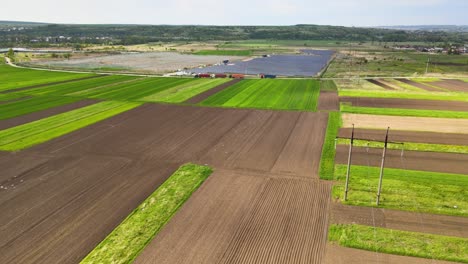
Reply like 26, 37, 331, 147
0, 62, 94, 92
1, 52, 468, 264
201, 79, 320, 111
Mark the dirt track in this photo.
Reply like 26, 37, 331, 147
338, 128, 468, 145
396, 78, 442, 92
0, 99, 99, 130
335, 145, 468, 175
342, 113, 468, 134
318, 91, 339, 111
339, 97, 468, 111
184, 79, 241, 104
0, 104, 330, 264
432, 79, 468, 92
367, 79, 395, 90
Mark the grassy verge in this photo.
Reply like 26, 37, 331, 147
337, 138, 468, 154
341, 104, 468, 119
319, 111, 341, 180
193, 50, 252, 56
332, 165, 468, 216
0, 101, 141, 151
338, 90, 468, 102
81, 163, 213, 264
329, 224, 468, 263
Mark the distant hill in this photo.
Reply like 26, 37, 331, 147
377, 25, 468, 33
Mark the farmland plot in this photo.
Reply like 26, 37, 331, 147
201, 79, 320, 111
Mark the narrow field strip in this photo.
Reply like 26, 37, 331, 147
319, 112, 341, 180
140, 78, 229, 103
0, 101, 141, 151
339, 90, 468, 102
341, 104, 468, 119
0, 93, 27, 102
81, 163, 212, 264
337, 138, 468, 154
17, 75, 138, 96
329, 224, 468, 263
332, 165, 468, 217
201, 79, 320, 111
0, 96, 80, 120
74, 77, 194, 101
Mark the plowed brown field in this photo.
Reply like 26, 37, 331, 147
0, 104, 330, 264
318, 91, 339, 111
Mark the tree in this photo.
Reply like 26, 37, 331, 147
63, 53, 72, 60
7, 48, 14, 59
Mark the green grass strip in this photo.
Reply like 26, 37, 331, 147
193, 50, 252, 56
319, 111, 341, 180
140, 78, 228, 103
337, 138, 468, 154
341, 104, 468, 119
320, 80, 338, 91
332, 165, 468, 216
81, 163, 213, 264
0, 101, 141, 151
0, 96, 80, 120
329, 224, 468, 263
0, 93, 27, 102
339, 90, 468, 102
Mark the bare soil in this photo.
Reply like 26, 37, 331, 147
0, 99, 99, 130
342, 113, 468, 134
184, 79, 241, 104
335, 145, 468, 175
135, 170, 332, 264
339, 97, 468, 111
330, 203, 468, 238
338, 128, 468, 145
396, 78, 443, 92
367, 79, 395, 90
318, 91, 339, 111
431, 79, 468, 92
0, 104, 330, 264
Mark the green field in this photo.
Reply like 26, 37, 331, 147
319, 112, 341, 180
140, 78, 228, 103
337, 139, 468, 154
0, 96, 81, 120
339, 89, 468, 102
200, 79, 320, 111
332, 165, 468, 216
193, 50, 252, 56
340, 104, 468, 119
70, 77, 195, 101
329, 224, 468, 263
0, 62, 93, 92
16, 75, 139, 96
81, 163, 212, 264
0, 101, 141, 151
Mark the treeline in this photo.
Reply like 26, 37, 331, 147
1, 23, 467, 47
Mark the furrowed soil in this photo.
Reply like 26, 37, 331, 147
367, 79, 395, 90
431, 79, 468, 92
0, 104, 331, 264
335, 145, 468, 175
339, 97, 468, 111
338, 128, 468, 145
318, 91, 339, 111
184, 79, 241, 104
0, 99, 99, 130
396, 79, 443, 92
342, 114, 468, 134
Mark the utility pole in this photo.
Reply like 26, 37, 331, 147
425, 57, 430, 75
376, 127, 390, 206
344, 124, 355, 201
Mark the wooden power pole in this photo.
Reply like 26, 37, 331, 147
344, 124, 355, 201
376, 127, 390, 206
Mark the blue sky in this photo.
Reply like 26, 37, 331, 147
2, 0, 467, 26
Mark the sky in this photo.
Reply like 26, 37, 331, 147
2, 0, 467, 26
